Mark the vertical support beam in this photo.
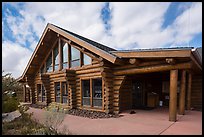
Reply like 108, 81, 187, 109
187, 72, 192, 110
23, 84, 27, 102
169, 69, 178, 122
28, 88, 30, 102
68, 44, 71, 68
179, 70, 186, 115
52, 50, 54, 72
80, 52, 83, 67
90, 79, 93, 107
59, 38, 62, 70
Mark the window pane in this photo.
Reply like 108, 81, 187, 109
82, 80, 90, 106
71, 46, 80, 60
55, 82, 60, 103
37, 84, 42, 102
71, 46, 80, 67
93, 79, 102, 98
71, 59, 80, 68
46, 53, 52, 72
42, 85, 45, 96
62, 43, 68, 69
62, 82, 68, 104
62, 82, 68, 96
63, 63, 68, 69
54, 46, 59, 71
83, 54, 92, 65
54, 64, 59, 71
93, 98, 102, 107
93, 79, 102, 107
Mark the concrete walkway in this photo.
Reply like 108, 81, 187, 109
2, 110, 21, 123
27, 107, 202, 135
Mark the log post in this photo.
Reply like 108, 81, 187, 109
23, 84, 27, 102
129, 58, 140, 65
59, 38, 62, 70
166, 58, 176, 65
179, 70, 186, 115
187, 72, 192, 110
169, 69, 178, 122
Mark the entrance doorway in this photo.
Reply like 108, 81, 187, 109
132, 81, 143, 108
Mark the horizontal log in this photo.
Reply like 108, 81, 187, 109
76, 72, 102, 78
114, 62, 192, 75
76, 68, 101, 75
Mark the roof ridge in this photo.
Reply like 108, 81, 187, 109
50, 23, 117, 52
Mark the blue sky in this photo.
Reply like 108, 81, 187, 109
2, 2, 202, 78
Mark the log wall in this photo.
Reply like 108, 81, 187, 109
191, 75, 202, 110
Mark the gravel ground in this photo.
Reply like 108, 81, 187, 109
28, 103, 119, 119
65, 109, 120, 119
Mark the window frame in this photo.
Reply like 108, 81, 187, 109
80, 77, 103, 110
54, 81, 69, 105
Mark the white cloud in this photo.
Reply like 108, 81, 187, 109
170, 2, 202, 46
2, 41, 32, 78
2, 2, 202, 78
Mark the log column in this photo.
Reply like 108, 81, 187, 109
179, 70, 186, 115
101, 66, 114, 114
169, 69, 178, 122
187, 72, 192, 110
23, 84, 27, 102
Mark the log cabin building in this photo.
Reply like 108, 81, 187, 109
17, 23, 202, 122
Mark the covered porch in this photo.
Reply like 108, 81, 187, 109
118, 70, 193, 122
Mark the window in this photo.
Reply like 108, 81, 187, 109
37, 84, 42, 102
71, 46, 80, 67
82, 78, 102, 108
92, 79, 102, 107
55, 82, 69, 104
54, 46, 59, 71
62, 82, 68, 104
83, 54, 92, 65
82, 80, 90, 106
46, 53, 52, 72
55, 82, 60, 103
37, 84, 46, 102
62, 43, 68, 69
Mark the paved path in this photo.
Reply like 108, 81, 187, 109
2, 110, 21, 123
27, 107, 202, 135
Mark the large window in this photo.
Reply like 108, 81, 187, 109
62, 43, 68, 69
71, 46, 80, 68
83, 54, 92, 65
46, 53, 52, 72
54, 46, 59, 71
43, 39, 94, 73
37, 84, 46, 102
55, 82, 60, 103
82, 78, 102, 108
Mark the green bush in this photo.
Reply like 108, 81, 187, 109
2, 95, 19, 113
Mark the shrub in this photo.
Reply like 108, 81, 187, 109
2, 95, 20, 113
